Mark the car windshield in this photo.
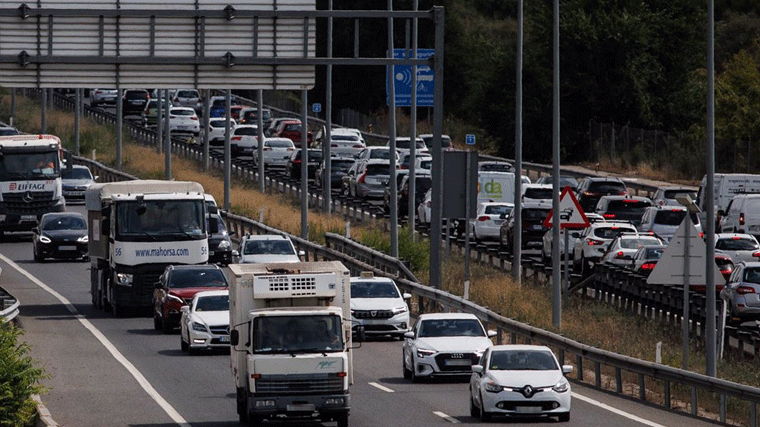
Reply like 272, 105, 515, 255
485, 205, 512, 216
418, 319, 485, 337
717, 238, 759, 251
332, 135, 359, 141
351, 281, 400, 298
176, 90, 198, 98
594, 227, 636, 239
243, 239, 296, 255
210, 120, 229, 128
523, 208, 549, 222
488, 350, 558, 371
253, 315, 343, 353
42, 215, 86, 231
194, 295, 229, 312
61, 167, 93, 180
619, 237, 662, 249
607, 200, 651, 211
169, 268, 227, 288
116, 199, 205, 239
663, 190, 696, 200
589, 182, 626, 193
743, 268, 760, 284
284, 124, 301, 132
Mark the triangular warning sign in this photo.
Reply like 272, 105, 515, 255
543, 186, 590, 228
647, 217, 725, 286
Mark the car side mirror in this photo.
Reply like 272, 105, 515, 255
403, 293, 412, 300
94, 175, 99, 181
298, 250, 306, 257
487, 330, 497, 338
355, 325, 365, 343
180, 306, 189, 313
403, 331, 414, 339
471, 365, 484, 374
230, 329, 239, 346
562, 365, 574, 375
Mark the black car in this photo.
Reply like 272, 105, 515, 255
315, 157, 355, 189
575, 177, 628, 212
286, 149, 323, 180
33, 212, 89, 262
61, 165, 96, 204
499, 202, 552, 252
207, 212, 234, 266
122, 89, 150, 117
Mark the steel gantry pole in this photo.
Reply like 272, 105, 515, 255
224, 89, 231, 212
323, 0, 334, 212
164, 89, 171, 180
301, 90, 309, 240
551, 0, 561, 328
429, 6, 444, 289
74, 89, 81, 155
257, 90, 265, 192
203, 89, 210, 171
157, 89, 163, 154
513, 0, 523, 287
408, 0, 419, 239
705, 0, 717, 378
388, 0, 399, 258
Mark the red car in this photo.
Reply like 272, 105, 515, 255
153, 264, 229, 333
276, 119, 313, 147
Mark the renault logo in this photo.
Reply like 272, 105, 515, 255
519, 385, 536, 398
22, 191, 34, 203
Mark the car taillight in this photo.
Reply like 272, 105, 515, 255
353, 144, 363, 148
263, 147, 272, 151
699, 232, 705, 238
231, 136, 242, 141
586, 238, 604, 245
358, 173, 367, 184
169, 115, 176, 119
399, 165, 408, 170
740, 213, 745, 226
753, 252, 760, 259
331, 144, 339, 147
293, 159, 302, 164
641, 262, 656, 271
191, 116, 198, 120
478, 216, 490, 222
737, 286, 756, 295
583, 191, 598, 196
614, 251, 625, 259
603, 213, 616, 219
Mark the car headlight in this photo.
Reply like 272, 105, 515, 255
77, 235, 88, 243
416, 348, 436, 358
39, 235, 51, 243
391, 305, 408, 315
115, 273, 133, 286
552, 379, 569, 393
191, 321, 207, 332
217, 239, 231, 249
484, 381, 503, 393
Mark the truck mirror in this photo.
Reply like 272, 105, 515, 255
230, 329, 239, 346
355, 326, 366, 343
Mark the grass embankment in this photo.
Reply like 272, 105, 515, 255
2, 91, 757, 419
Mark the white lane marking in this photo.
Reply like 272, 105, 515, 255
1, 254, 191, 427
368, 382, 395, 393
433, 411, 460, 424
573, 391, 668, 427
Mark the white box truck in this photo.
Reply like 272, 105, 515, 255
229, 261, 353, 427
0, 134, 66, 237
86, 180, 209, 316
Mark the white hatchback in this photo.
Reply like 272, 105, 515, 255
572, 221, 638, 274
254, 137, 296, 167
168, 107, 200, 136
470, 202, 513, 241
229, 124, 259, 157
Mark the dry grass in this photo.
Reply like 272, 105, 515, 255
580, 157, 700, 187
4, 90, 760, 402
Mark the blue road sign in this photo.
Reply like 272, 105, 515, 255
387, 48, 434, 107
466, 134, 476, 145
312, 103, 322, 113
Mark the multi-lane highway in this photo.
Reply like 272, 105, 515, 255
1, 203, 721, 427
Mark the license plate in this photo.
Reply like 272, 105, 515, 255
59, 245, 77, 251
444, 359, 471, 366
21, 215, 37, 221
532, 225, 543, 230
286, 404, 315, 412
219, 335, 229, 343
516, 406, 542, 414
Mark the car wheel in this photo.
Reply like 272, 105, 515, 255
541, 248, 549, 265
558, 412, 570, 422
153, 313, 162, 331
580, 254, 587, 276
33, 244, 42, 262
469, 392, 480, 418
402, 353, 412, 380
479, 392, 491, 421
161, 311, 173, 334
727, 303, 740, 326
180, 333, 188, 352
410, 356, 421, 383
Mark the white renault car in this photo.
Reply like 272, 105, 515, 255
180, 290, 230, 355
469, 345, 572, 422
350, 272, 411, 339
402, 313, 496, 382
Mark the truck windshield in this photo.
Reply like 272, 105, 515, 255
0, 151, 60, 178
253, 315, 343, 354
116, 200, 205, 241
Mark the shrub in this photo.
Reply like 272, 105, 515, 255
0, 323, 47, 426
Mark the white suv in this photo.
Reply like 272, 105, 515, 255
350, 272, 411, 339
236, 234, 301, 264
572, 221, 638, 274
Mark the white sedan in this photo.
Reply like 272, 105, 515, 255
469, 345, 572, 422
470, 202, 513, 241
402, 313, 496, 382
180, 290, 230, 355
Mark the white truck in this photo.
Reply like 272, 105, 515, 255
0, 134, 66, 237
229, 261, 354, 427
86, 180, 209, 316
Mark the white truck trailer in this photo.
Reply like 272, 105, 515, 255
86, 180, 209, 316
0, 134, 65, 237
229, 261, 354, 427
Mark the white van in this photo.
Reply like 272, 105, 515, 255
697, 174, 760, 226
477, 171, 516, 204
719, 194, 760, 239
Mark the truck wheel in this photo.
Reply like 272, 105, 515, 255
335, 412, 348, 427
247, 416, 262, 427
237, 388, 248, 424
112, 304, 126, 318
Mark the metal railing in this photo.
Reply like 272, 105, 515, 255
0, 279, 20, 323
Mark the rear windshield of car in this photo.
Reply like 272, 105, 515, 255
331, 160, 354, 171
717, 238, 760, 251
619, 237, 662, 249
663, 190, 696, 200
284, 124, 301, 132
267, 140, 294, 148
176, 90, 198, 98
395, 139, 425, 149
523, 208, 550, 221
370, 149, 393, 159
351, 281, 400, 298
418, 160, 432, 169
479, 163, 513, 172
125, 91, 147, 100
332, 135, 359, 141
593, 226, 636, 239
61, 167, 92, 180
744, 268, 760, 284
365, 164, 389, 176
589, 182, 627, 193
235, 127, 258, 136
606, 200, 651, 211
171, 109, 195, 116
485, 205, 512, 216
210, 120, 228, 128
524, 188, 553, 200
654, 210, 688, 226
644, 247, 665, 259
169, 268, 227, 288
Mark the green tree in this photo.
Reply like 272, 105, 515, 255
0, 324, 47, 426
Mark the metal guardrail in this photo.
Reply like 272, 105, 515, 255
46, 91, 760, 426
0, 269, 20, 323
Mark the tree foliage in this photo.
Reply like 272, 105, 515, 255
0, 324, 47, 427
